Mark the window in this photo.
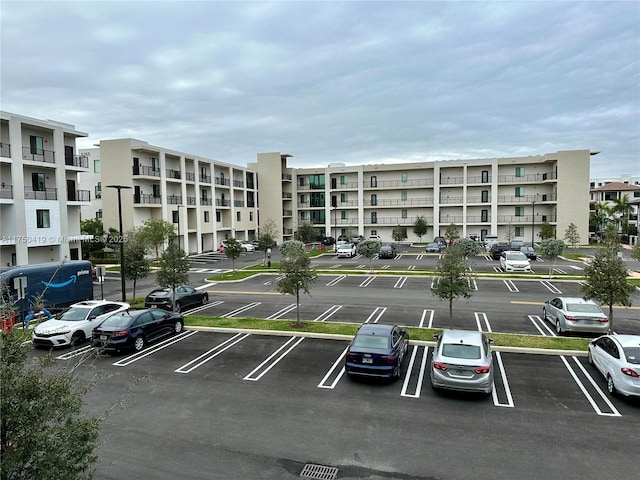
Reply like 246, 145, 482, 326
201, 190, 208, 200
96, 209, 102, 219
515, 206, 524, 216
152, 184, 161, 197
216, 211, 221, 222
300, 211, 307, 220
36, 209, 50, 228
30, 136, 44, 155
331, 178, 337, 189
310, 192, 325, 207
32, 173, 45, 191
299, 177, 305, 187
172, 211, 179, 223
401, 172, 408, 183
515, 167, 525, 178
309, 174, 325, 189
151, 157, 159, 172
371, 176, 377, 187
371, 194, 377, 206
481, 170, 489, 183
481, 210, 488, 222
515, 227, 524, 237
94, 159, 101, 173
249, 212, 253, 221
401, 209, 407, 219
340, 175, 347, 185
401, 191, 407, 201
204, 211, 210, 223
341, 211, 347, 220
481, 190, 489, 203
95, 182, 102, 199
515, 187, 524, 197
299, 194, 306, 204
371, 212, 377, 223
481, 229, 488, 240
340, 193, 347, 203
237, 212, 241, 221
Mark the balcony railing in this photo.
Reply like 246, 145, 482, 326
0, 184, 13, 199
132, 165, 161, 177
282, 192, 292, 199
365, 197, 433, 207
0, 142, 10, 157
282, 173, 292, 181
234, 200, 245, 207
24, 187, 57, 200
498, 172, 556, 183
185, 172, 196, 181
466, 175, 492, 184
186, 196, 196, 205
199, 174, 211, 183
233, 180, 244, 188
133, 194, 162, 204
439, 176, 464, 185
216, 198, 231, 207
67, 190, 90, 202
497, 214, 557, 223
165, 194, 183, 205
65, 154, 89, 168
283, 209, 292, 217
166, 169, 182, 180
22, 147, 55, 163
200, 198, 212, 206
215, 177, 230, 186
363, 178, 434, 188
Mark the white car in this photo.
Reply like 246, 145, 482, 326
241, 242, 256, 252
336, 243, 357, 258
499, 250, 531, 272
32, 300, 130, 348
588, 334, 640, 397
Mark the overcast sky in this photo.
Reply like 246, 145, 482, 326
1, 0, 638, 178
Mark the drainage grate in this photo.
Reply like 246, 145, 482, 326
299, 463, 339, 479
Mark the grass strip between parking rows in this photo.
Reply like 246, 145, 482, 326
184, 316, 591, 352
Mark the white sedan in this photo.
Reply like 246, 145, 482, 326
499, 250, 531, 272
588, 334, 640, 397
241, 242, 256, 252
336, 243, 357, 258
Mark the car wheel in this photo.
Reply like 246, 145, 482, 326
174, 320, 184, 334
133, 336, 145, 352
542, 307, 547, 321
607, 374, 617, 395
555, 320, 564, 335
587, 349, 594, 366
70, 331, 84, 347
201, 294, 208, 305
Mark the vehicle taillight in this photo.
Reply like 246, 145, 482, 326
112, 330, 129, 338
564, 315, 579, 322
433, 361, 448, 371
621, 368, 639, 378
598, 318, 609, 323
474, 366, 491, 374
381, 355, 396, 362
345, 353, 357, 361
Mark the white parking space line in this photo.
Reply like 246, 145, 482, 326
568, 265, 582, 270
184, 301, 224, 316
222, 302, 261, 318
381, 265, 391, 269
468, 278, 478, 290
528, 314, 556, 336
401, 345, 429, 398
243, 336, 305, 381
474, 312, 491, 332
263, 275, 284, 286
364, 307, 387, 324
175, 333, 250, 374
113, 330, 198, 367
407, 265, 416, 270
330, 264, 343, 269
355, 264, 367, 269
560, 356, 621, 417
359, 276, 376, 287
56, 344, 93, 360
419, 309, 434, 328
318, 346, 349, 389
326, 275, 346, 286
416, 254, 424, 260
394, 277, 407, 288
493, 266, 503, 273
570, 356, 621, 416
540, 280, 562, 294
492, 352, 514, 408
503, 279, 519, 292
554, 268, 567, 274
314, 305, 343, 322
267, 304, 297, 319
196, 282, 217, 290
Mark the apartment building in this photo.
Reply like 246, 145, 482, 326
0, 111, 91, 266
80, 138, 258, 254
251, 150, 594, 245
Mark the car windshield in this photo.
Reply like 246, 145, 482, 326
506, 252, 527, 260
58, 307, 90, 321
100, 315, 132, 328
381, 246, 392, 251
353, 334, 389, 350
566, 303, 602, 313
442, 343, 481, 359
623, 347, 640, 365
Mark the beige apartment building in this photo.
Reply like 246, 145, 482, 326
0, 111, 91, 266
81, 138, 258, 254
251, 150, 594, 245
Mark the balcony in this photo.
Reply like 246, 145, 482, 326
133, 193, 162, 205
363, 178, 433, 188
65, 154, 89, 169
439, 176, 464, 185
466, 175, 492, 184
24, 187, 57, 200
0, 142, 10, 158
498, 172, 556, 183
166, 169, 182, 180
0, 184, 13, 199
282, 173, 292, 182
234, 200, 245, 207
199, 174, 211, 183
216, 198, 231, 207
282, 192, 292, 199
233, 180, 244, 188
497, 214, 557, 223
200, 198, 212, 206
283, 209, 292, 217
185, 172, 196, 182
22, 147, 55, 164
132, 165, 161, 177
186, 196, 196, 205
165, 194, 183, 205
215, 177, 230, 186
364, 197, 433, 207
67, 190, 90, 202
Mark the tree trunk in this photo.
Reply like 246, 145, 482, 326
295, 289, 301, 326
132, 279, 137, 300
449, 298, 453, 329
609, 303, 614, 334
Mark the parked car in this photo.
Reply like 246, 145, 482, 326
433, 236, 447, 247
336, 243, 357, 258
489, 243, 511, 260
337, 235, 349, 242
378, 244, 397, 259
425, 242, 444, 253
368, 235, 382, 242
32, 300, 130, 348
351, 235, 365, 245
430, 329, 494, 394
588, 334, 640, 397
510, 240, 525, 251
321, 236, 335, 246
144, 285, 209, 312
345, 324, 409, 379
499, 251, 531, 272
520, 245, 537, 260
241, 242, 256, 252
543, 297, 609, 335
92, 308, 184, 353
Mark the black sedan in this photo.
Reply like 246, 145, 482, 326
144, 285, 208, 312
92, 308, 184, 353
345, 324, 409, 379
378, 244, 397, 259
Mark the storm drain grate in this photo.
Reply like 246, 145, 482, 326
299, 463, 338, 479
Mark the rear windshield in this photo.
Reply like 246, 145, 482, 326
59, 307, 90, 321
100, 315, 132, 328
442, 343, 481, 359
623, 347, 640, 365
353, 334, 389, 350
566, 304, 602, 313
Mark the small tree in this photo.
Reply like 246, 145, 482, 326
444, 223, 460, 246
357, 240, 381, 272
257, 218, 278, 266
631, 241, 640, 263
297, 221, 318, 244
276, 241, 317, 326
122, 227, 151, 300
538, 239, 565, 278
156, 241, 190, 311
563, 223, 581, 248
1, 330, 101, 480
392, 225, 407, 243
141, 218, 176, 258
452, 237, 481, 257
413, 216, 428, 242
538, 222, 555, 241
431, 244, 474, 328
224, 238, 243, 271
80, 218, 105, 260
504, 224, 515, 243
582, 238, 633, 333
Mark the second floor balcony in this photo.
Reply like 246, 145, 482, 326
24, 187, 57, 200
67, 190, 90, 202
22, 146, 55, 164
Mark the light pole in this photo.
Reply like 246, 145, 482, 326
531, 198, 536, 247
107, 185, 131, 302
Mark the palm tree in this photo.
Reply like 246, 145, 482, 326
610, 194, 633, 233
592, 201, 609, 237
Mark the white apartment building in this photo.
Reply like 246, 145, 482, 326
0, 111, 92, 266
251, 150, 594, 245
81, 138, 258, 254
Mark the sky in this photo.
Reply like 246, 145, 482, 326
1, 0, 639, 178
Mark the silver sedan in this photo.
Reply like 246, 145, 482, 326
588, 334, 640, 397
543, 297, 609, 335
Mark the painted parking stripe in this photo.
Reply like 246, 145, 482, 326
318, 346, 349, 389
359, 276, 376, 287
184, 301, 224, 316
364, 306, 387, 324
503, 279, 518, 292
243, 336, 305, 381
401, 345, 429, 398
528, 314, 555, 336
267, 304, 297, 319
196, 282, 217, 290
222, 302, 261, 318
112, 330, 198, 367
407, 265, 416, 270
474, 312, 491, 332
468, 278, 478, 290
314, 305, 342, 322
326, 275, 346, 286
419, 309, 434, 328
492, 352, 514, 408
540, 280, 562, 294
560, 356, 621, 417
175, 333, 250, 373
56, 344, 93, 360
394, 277, 407, 288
